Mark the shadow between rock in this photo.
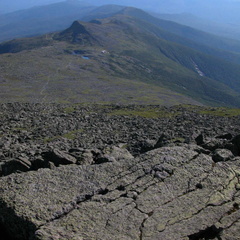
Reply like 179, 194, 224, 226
0, 200, 37, 240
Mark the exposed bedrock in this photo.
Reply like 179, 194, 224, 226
0, 144, 239, 240
0, 103, 240, 239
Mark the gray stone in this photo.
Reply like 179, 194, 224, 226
1, 104, 240, 239
42, 149, 77, 166
94, 145, 133, 164
0, 145, 239, 240
212, 148, 234, 162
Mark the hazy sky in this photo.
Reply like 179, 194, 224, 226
1, 0, 240, 24
0, 0, 61, 13
1, 0, 240, 11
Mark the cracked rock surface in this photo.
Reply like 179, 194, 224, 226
0, 145, 240, 240
0, 103, 240, 239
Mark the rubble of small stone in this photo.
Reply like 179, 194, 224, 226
0, 103, 240, 240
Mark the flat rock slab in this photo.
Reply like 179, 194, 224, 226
0, 145, 240, 240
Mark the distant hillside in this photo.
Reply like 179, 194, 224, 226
1, 15, 240, 107
152, 12, 240, 41
54, 5, 240, 65
2, 3, 240, 60
0, 1, 95, 42
81, 4, 125, 21
84, 0, 240, 25
2, 3, 240, 65
117, 8, 240, 60
0, 0, 64, 13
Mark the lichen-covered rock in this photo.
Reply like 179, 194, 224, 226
0, 145, 239, 240
1, 103, 240, 239
94, 145, 134, 164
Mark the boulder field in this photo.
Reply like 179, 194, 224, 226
0, 103, 240, 240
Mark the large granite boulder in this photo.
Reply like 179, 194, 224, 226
0, 144, 239, 240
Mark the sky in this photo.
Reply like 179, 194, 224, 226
0, 0, 240, 24
0, 0, 61, 13
0, 0, 239, 11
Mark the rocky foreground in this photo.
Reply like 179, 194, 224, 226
0, 103, 240, 240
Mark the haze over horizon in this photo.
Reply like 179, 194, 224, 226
1, 0, 240, 25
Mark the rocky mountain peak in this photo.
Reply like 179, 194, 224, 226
54, 21, 95, 44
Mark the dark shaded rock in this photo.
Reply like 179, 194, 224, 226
69, 148, 95, 165
195, 133, 205, 145
42, 149, 77, 166
201, 138, 227, 151
1, 157, 31, 176
188, 225, 223, 240
77, 150, 95, 165
154, 133, 172, 148
212, 148, 234, 162
231, 134, 240, 155
216, 133, 233, 140
31, 156, 46, 170
196, 183, 203, 189
136, 139, 156, 153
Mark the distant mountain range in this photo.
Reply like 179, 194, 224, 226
1, 0, 240, 42
152, 12, 240, 41
0, 0, 64, 14
0, 1, 95, 42
1, 3, 240, 107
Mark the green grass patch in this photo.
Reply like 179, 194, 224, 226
63, 106, 75, 113
44, 129, 84, 143
43, 136, 60, 144
62, 129, 83, 140
199, 107, 240, 117
108, 108, 177, 118
12, 127, 27, 131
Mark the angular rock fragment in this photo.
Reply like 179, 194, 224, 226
154, 133, 172, 148
42, 149, 77, 166
216, 133, 233, 140
212, 148, 234, 162
195, 133, 205, 145
232, 134, 240, 155
1, 157, 31, 176
94, 145, 134, 164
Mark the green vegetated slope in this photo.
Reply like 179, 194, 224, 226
1, 13, 240, 107
80, 4, 126, 21
119, 7, 240, 53
118, 7, 240, 65
2, 3, 240, 62
81, 6, 240, 62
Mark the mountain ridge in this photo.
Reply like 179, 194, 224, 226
1, 14, 240, 107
